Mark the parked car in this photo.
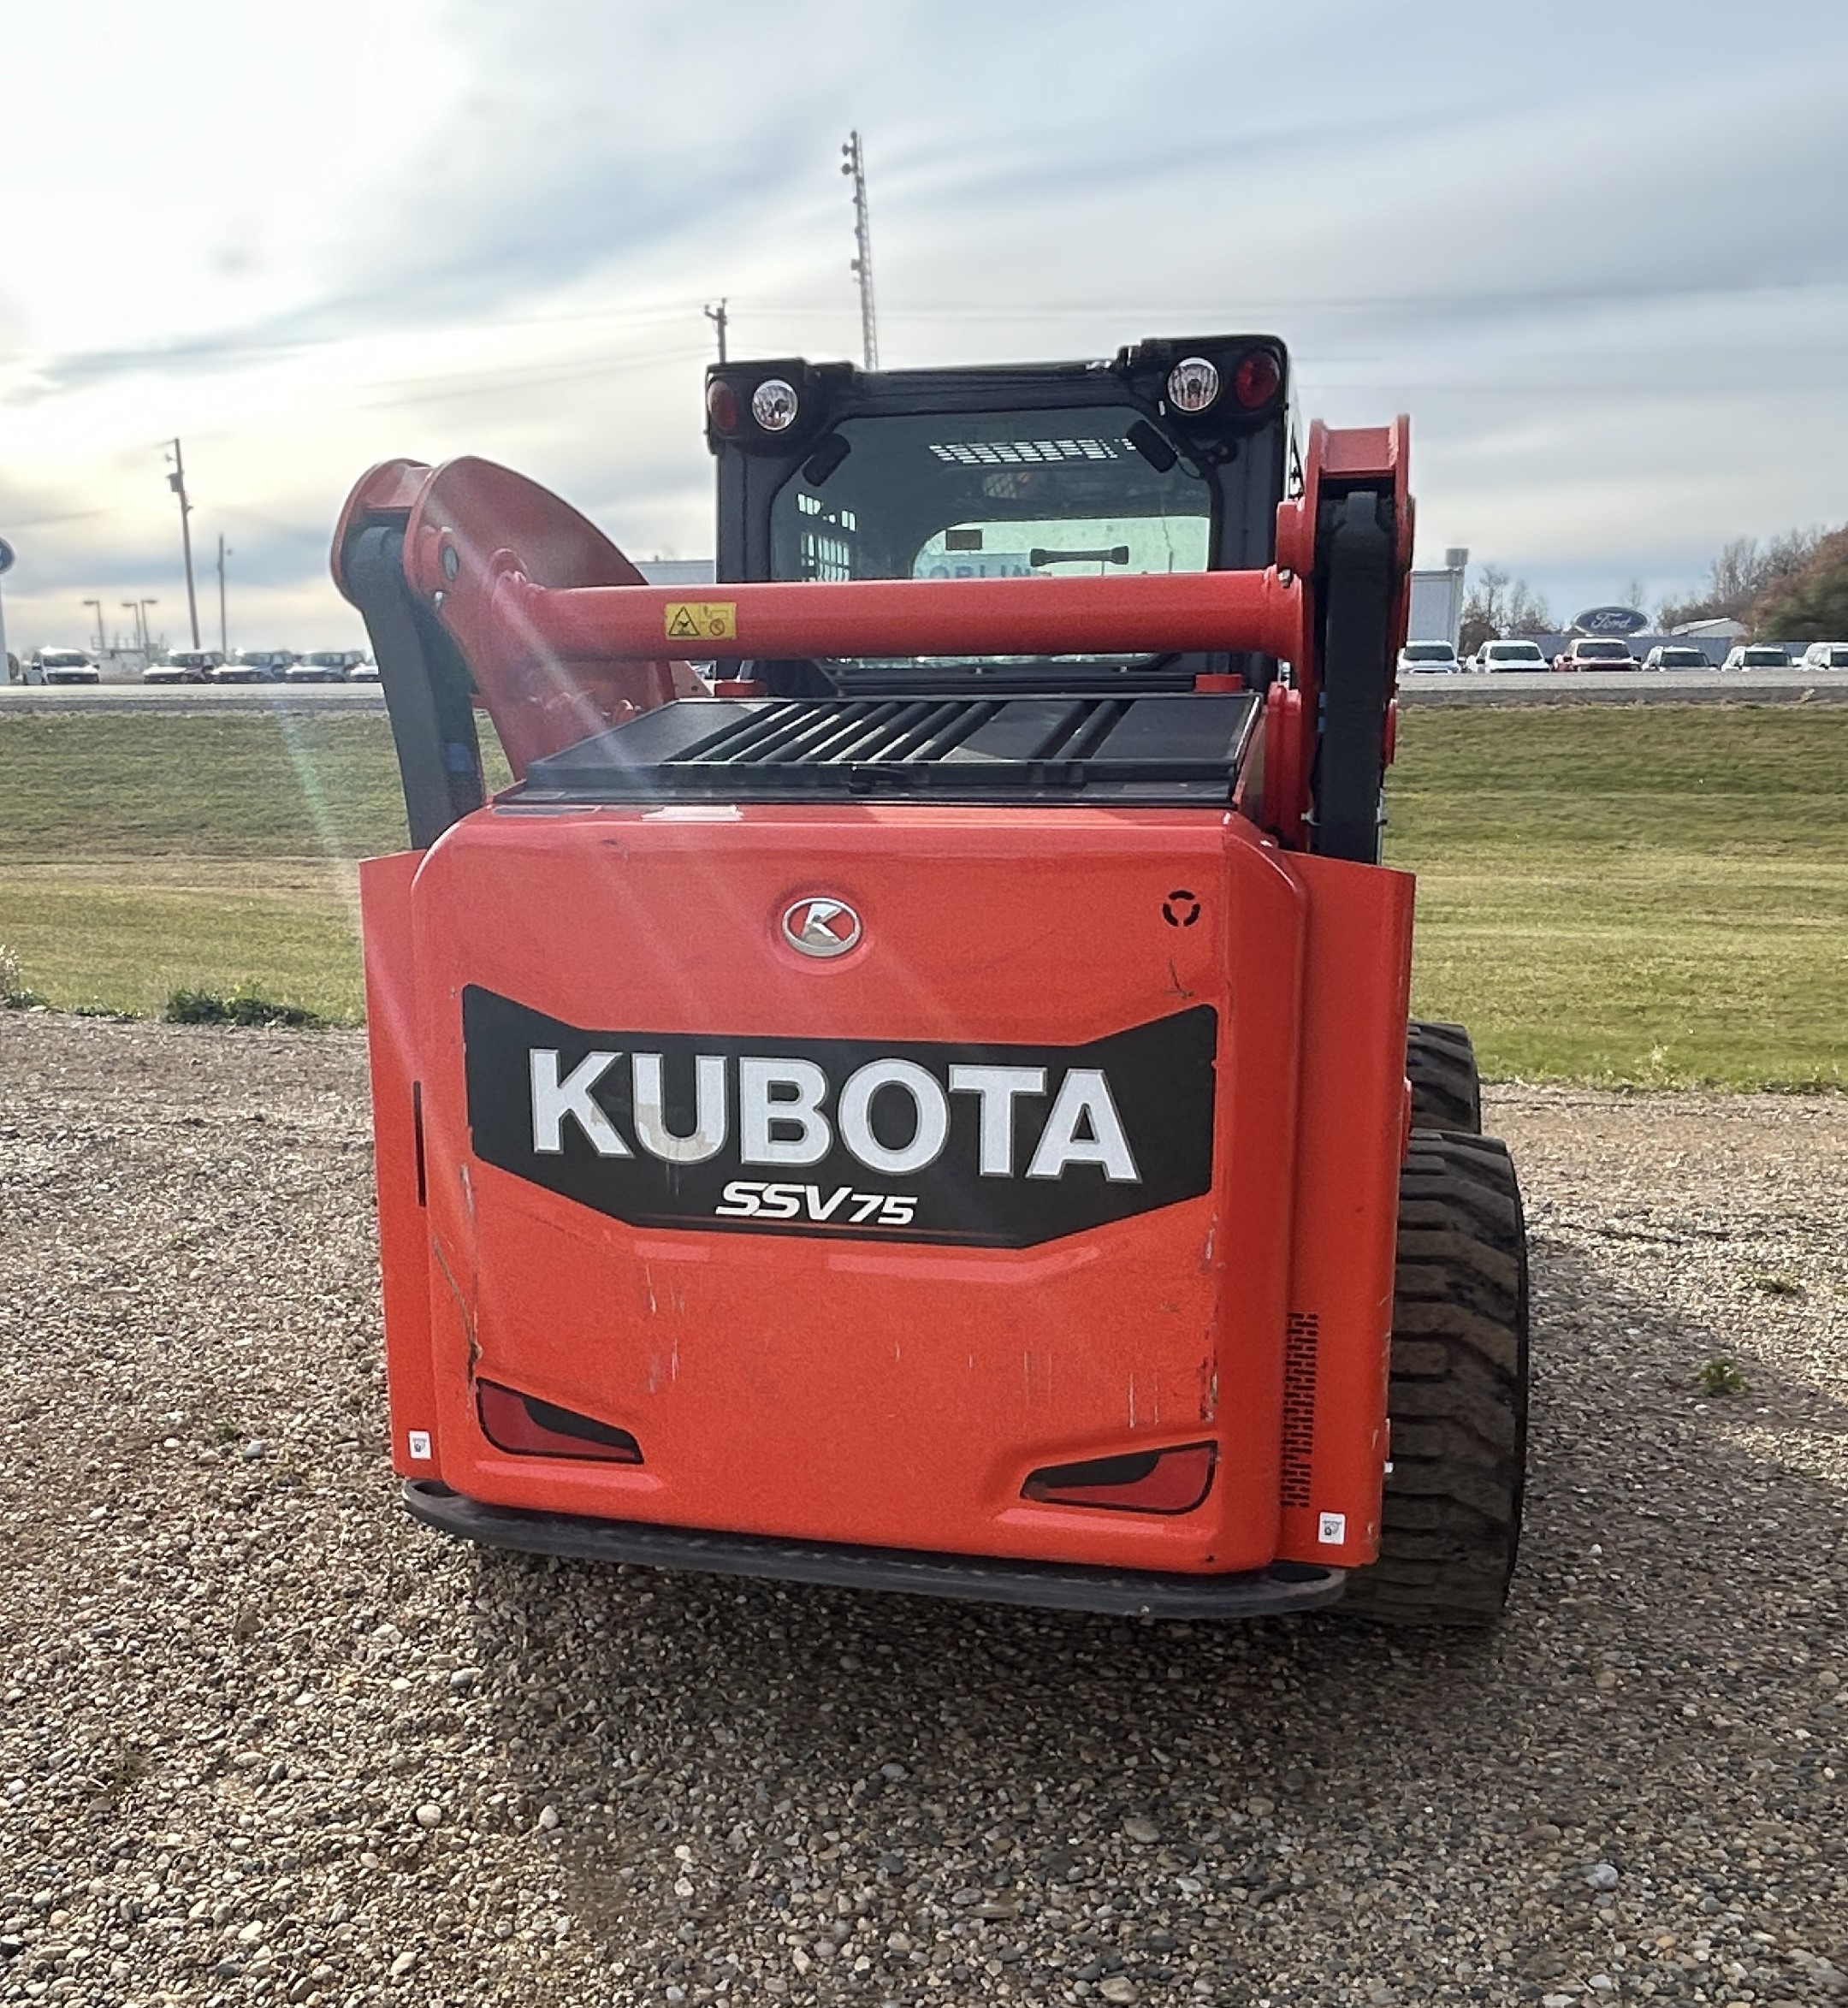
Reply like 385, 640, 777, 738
1474, 639, 1549, 672
346, 658, 381, 683
287, 650, 360, 683
144, 649, 225, 684
1554, 637, 1638, 672
215, 649, 291, 684
1797, 642, 1848, 669
1721, 645, 1792, 672
1641, 645, 1714, 671
1397, 641, 1461, 674
37, 648, 101, 684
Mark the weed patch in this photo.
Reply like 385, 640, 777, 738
164, 984, 329, 1030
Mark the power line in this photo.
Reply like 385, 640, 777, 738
346, 341, 710, 410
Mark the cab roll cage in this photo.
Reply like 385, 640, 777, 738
332, 418, 1410, 862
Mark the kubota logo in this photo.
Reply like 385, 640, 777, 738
782, 897, 861, 957
463, 989, 1217, 1248
526, 1047, 1139, 1182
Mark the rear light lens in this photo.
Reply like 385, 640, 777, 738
706, 378, 740, 435
477, 1381, 642, 1463
1165, 357, 1221, 414
750, 377, 800, 432
1233, 349, 1282, 409
1023, 1442, 1215, 1514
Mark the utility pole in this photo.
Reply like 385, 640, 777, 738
840, 131, 879, 370
703, 299, 729, 364
166, 438, 202, 648
0, 536, 14, 685
216, 536, 231, 655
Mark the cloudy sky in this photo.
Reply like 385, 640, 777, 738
3, 0, 1845, 653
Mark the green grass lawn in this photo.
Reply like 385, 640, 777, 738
1386, 705, 1848, 1089
0, 714, 406, 1022
0, 705, 1843, 1087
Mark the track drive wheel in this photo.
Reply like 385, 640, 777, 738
1407, 1019, 1482, 1133
1342, 1129, 1529, 1627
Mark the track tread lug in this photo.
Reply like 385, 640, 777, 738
1342, 1122, 1530, 1630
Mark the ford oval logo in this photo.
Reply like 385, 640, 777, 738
782, 897, 862, 958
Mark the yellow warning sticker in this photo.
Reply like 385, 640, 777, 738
663, 601, 737, 643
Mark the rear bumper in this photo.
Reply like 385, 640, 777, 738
403, 1480, 1347, 1620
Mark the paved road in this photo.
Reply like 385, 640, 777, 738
0, 679, 384, 713
6, 669, 1848, 714
1397, 667, 1848, 705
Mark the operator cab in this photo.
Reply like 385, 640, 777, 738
706, 336, 1297, 696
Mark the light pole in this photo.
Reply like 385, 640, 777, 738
841, 131, 879, 370
139, 598, 159, 656
121, 601, 144, 655
165, 439, 202, 649
82, 598, 105, 653
216, 536, 231, 655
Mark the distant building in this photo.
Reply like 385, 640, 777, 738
1668, 615, 1747, 642
1529, 629, 1728, 664
1407, 548, 1469, 649
637, 558, 717, 588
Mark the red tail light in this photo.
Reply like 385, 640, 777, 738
1023, 1442, 1215, 1514
1234, 350, 1281, 410
706, 378, 740, 435
477, 1381, 642, 1463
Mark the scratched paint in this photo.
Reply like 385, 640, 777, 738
454, 1160, 483, 1377
430, 1236, 480, 1375
1196, 1357, 1218, 1423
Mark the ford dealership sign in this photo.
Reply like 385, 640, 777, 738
1572, 605, 1649, 637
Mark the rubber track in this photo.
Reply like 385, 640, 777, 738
1342, 1129, 1529, 1626
1407, 1020, 1482, 1134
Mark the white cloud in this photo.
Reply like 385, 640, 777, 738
3, 0, 1845, 649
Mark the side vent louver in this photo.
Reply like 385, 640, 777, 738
1280, 1311, 1319, 1508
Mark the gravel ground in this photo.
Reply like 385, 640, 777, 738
1, 1012, 1843, 2008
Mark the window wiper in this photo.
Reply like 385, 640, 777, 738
1028, 546, 1130, 567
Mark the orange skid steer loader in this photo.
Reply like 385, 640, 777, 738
333, 335, 1528, 1625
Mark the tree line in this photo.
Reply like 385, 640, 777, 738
1460, 521, 1848, 655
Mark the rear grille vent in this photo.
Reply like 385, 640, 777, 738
516, 691, 1259, 809
679, 695, 1127, 769
1280, 1311, 1320, 1508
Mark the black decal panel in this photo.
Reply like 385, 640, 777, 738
463, 987, 1217, 1248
